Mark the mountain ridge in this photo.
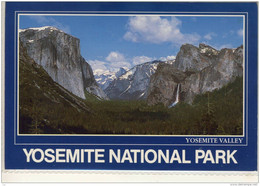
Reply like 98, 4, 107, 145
104, 60, 163, 100
94, 67, 128, 90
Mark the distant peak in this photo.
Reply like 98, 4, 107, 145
19, 26, 63, 33
199, 43, 217, 50
119, 67, 128, 71
151, 60, 163, 63
181, 43, 195, 48
19, 26, 79, 40
236, 45, 243, 49
199, 43, 219, 56
115, 67, 128, 77
179, 43, 198, 52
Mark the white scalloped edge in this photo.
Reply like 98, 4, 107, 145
2, 170, 258, 183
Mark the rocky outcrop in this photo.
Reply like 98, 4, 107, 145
105, 61, 162, 100
19, 26, 108, 100
147, 63, 186, 106
172, 43, 219, 72
147, 44, 243, 105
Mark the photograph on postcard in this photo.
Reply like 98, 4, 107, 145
18, 15, 244, 135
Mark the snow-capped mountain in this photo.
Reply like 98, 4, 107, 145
94, 67, 127, 90
115, 67, 128, 77
104, 60, 163, 100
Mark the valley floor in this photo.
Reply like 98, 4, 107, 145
20, 76, 243, 135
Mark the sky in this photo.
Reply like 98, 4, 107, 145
19, 15, 244, 74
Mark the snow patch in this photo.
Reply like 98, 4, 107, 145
139, 92, 145, 98
199, 46, 219, 56
165, 59, 175, 65
119, 67, 136, 80
120, 84, 132, 96
19, 26, 61, 33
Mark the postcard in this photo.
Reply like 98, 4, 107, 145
2, 1, 258, 183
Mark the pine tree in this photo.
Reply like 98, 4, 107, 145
200, 92, 218, 135
217, 125, 226, 135
29, 101, 44, 134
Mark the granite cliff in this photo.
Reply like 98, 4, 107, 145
19, 26, 107, 100
147, 44, 243, 106
19, 41, 93, 134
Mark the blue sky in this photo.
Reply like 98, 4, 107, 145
19, 15, 243, 74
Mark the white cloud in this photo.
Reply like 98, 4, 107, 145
133, 55, 176, 65
237, 29, 243, 37
159, 55, 176, 61
106, 51, 126, 63
88, 60, 109, 75
105, 51, 132, 71
124, 16, 200, 45
110, 61, 132, 71
166, 55, 176, 60
159, 57, 167, 61
205, 43, 232, 50
93, 69, 110, 76
133, 56, 154, 65
191, 17, 197, 22
89, 51, 132, 73
204, 34, 212, 40
30, 16, 49, 23
223, 30, 235, 38
217, 44, 233, 50
29, 16, 71, 33
204, 32, 217, 40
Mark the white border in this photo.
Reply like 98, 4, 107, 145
15, 12, 247, 146
2, 170, 258, 183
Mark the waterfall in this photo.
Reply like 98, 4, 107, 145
168, 84, 180, 108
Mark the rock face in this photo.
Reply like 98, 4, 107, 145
19, 26, 108, 100
173, 43, 219, 72
147, 44, 243, 106
105, 61, 162, 100
19, 41, 93, 133
147, 63, 186, 106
